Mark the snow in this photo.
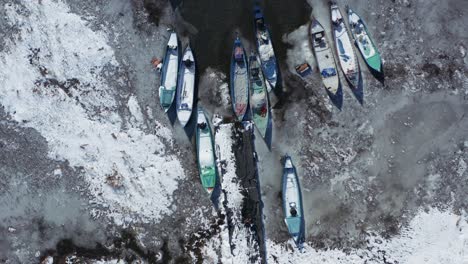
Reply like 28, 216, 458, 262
127, 95, 145, 125
0, 0, 184, 225
41, 256, 53, 264
215, 124, 244, 210
267, 208, 468, 264
92, 259, 125, 264
457, 158, 467, 177
209, 123, 260, 263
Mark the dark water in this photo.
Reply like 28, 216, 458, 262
172, 0, 311, 74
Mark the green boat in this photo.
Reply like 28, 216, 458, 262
249, 53, 269, 139
196, 107, 217, 194
159, 32, 179, 112
347, 7, 383, 78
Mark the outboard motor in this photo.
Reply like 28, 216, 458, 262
184, 59, 193, 67
198, 122, 207, 129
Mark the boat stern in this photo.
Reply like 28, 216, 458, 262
325, 83, 343, 110
367, 54, 382, 73
178, 109, 192, 127
284, 155, 293, 169
168, 32, 178, 49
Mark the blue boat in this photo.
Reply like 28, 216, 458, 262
159, 32, 180, 112
254, 5, 279, 92
230, 37, 249, 121
282, 155, 305, 248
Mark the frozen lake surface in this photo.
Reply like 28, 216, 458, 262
0, 0, 467, 263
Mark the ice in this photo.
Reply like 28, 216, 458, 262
203, 123, 260, 262
127, 95, 144, 125
266, 208, 468, 264
0, 0, 184, 225
282, 23, 316, 75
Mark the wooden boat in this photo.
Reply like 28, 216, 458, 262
347, 7, 384, 81
254, 5, 278, 92
159, 32, 179, 112
282, 155, 305, 248
230, 37, 249, 121
196, 108, 217, 194
176, 45, 195, 127
330, 3, 363, 104
249, 53, 270, 139
309, 19, 343, 110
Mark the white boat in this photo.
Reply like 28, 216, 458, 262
176, 45, 195, 127
309, 19, 343, 109
331, 2, 363, 103
159, 32, 179, 112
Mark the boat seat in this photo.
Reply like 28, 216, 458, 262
252, 68, 260, 77
180, 103, 189, 110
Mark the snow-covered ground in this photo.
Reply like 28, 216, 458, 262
1, 0, 467, 263
192, 121, 261, 263
0, 0, 184, 225
267, 208, 468, 264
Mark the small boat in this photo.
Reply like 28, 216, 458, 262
249, 53, 270, 139
159, 32, 179, 112
330, 3, 363, 104
282, 155, 305, 248
254, 5, 278, 92
309, 19, 343, 109
176, 45, 195, 127
347, 7, 384, 81
230, 37, 249, 121
196, 108, 217, 194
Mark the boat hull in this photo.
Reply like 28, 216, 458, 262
282, 156, 305, 248
176, 46, 196, 127
254, 5, 279, 92
249, 54, 270, 139
196, 108, 217, 194
309, 19, 343, 110
159, 32, 179, 112
347, 7, 384, 83
331, 3, 363, 102
230, 38, 249, 121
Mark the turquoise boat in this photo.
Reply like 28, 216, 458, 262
282, 155, 305, 248
347, 7, 384, 80
159, 32, 179, 112
196, 108, 217, 194
248, 53, 269, 139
